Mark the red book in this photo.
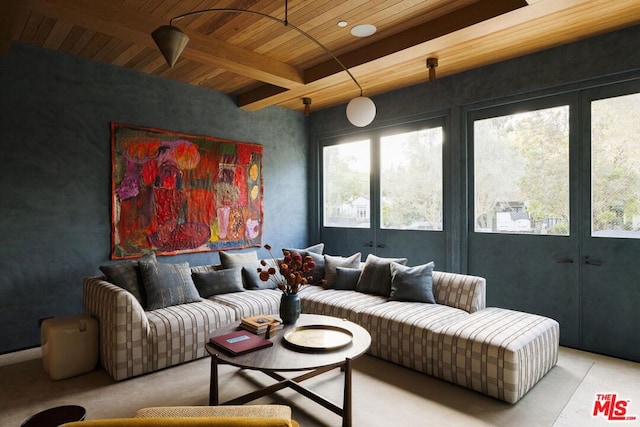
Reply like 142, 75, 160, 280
210, 330, 274, 356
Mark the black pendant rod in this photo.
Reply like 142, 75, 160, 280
167, 1, 364, 96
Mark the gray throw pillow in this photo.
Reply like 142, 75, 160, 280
389, 262, 436, 304
192, 268, 245, 297
139, 261, 201, 310
323, 253, 361, 288
99, 252, 156, 307
283, 243, 324, 254
305, 251, 325, 285
356, 254, 408, 297
335, 267, 362, 290
219, 251, 267, 289
282, 244, 326, 285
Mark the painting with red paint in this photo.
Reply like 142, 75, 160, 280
110, 123, 263, 259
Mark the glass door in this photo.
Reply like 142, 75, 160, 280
468, 98, 581, 348
320, 119, 446, 267
321, 136, 373, 258
580, 86, 640, 361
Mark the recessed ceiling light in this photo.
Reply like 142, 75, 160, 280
351, 24, 376, 38
337, 20, 348, 28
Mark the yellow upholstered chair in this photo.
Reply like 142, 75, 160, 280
61, 405, 299, 427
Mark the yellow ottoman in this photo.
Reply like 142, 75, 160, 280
41, 315, 98, 380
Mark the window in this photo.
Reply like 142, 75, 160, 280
323, 140, 370, 228
591, 93, 640, 238
380, 127, 443, 230
474, 106, 570, 235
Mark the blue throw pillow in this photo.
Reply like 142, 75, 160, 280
334, 267, 362, 290
99, 252, 156, 307
139, 261, 201, 310
356, 254, 408, 297
389, 262, 436, 304
192, 268, 245, 297
282, 245, 325, 285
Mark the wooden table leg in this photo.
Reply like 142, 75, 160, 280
209, 353, 219, 406
343, 357, 352, 427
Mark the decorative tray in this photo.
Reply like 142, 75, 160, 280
283, 324, 353, 351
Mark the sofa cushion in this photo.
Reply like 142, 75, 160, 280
334, 267, 362, 290
389, 262, 435, 303
140, 261, 202, 310
99, 253, 156, 307
220, 251, 275, 290
357, 301, 469, 374
355, 254, 408, 296
210, 289, 283, 318
193, 268, 245, 298
146, 299, 237, 372
299, 289, 386, 322
323, 252, 361, 288
433, 307, 559, 403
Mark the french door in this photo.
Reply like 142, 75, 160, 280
320, 118, 447, 268
468, 84, 640, 361
579, 83, 640, 361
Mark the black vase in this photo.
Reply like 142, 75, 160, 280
279, 293, 301, 325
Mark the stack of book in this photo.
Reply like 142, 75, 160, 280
240, 314, 283, 336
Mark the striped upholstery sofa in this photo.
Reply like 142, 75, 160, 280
83, 266, 558, 404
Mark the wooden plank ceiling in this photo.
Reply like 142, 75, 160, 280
3, 0, 640, 114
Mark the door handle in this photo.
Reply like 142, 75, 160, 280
584, 256, 603, 267
377, 244, 386, 248
364, 241, 374, 247
555, 257, 574, 264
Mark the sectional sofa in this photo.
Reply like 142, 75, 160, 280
84, 250, 559, 404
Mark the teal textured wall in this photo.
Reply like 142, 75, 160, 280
0, 43, 308, 353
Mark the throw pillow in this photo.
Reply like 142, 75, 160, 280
283, 243, 324, 254
219, 251, 267, 289
282, 247, 325, 285
192, 268, 245, 298
334, 267, 362, 290
356, 254, 408, 297
139, 261, 201, 310
99, 252, 157, 307
389, 262, 436, 304
242, 267, 277, 290
305, 251, 325, 285
323, 252, 361, 288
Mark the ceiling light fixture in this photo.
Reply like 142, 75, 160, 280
152, 0, 376, 127
426, 57, 438, 83
351, 24, 377, 38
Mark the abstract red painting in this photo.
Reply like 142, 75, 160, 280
110, 123, 263, 259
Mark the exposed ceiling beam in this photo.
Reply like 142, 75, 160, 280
239, 0, 640, 111
31, 0, 304, 88
238, 0, 528, 110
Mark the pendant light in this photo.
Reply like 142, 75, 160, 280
152, 0, 376, 127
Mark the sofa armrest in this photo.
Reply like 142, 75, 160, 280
432, 271, 486, 313
83, 276, 150, 381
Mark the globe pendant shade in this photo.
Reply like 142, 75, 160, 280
152, 25, 190, 68
346, 96, 376, 127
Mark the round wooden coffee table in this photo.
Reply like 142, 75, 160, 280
206, 314, 371, 427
